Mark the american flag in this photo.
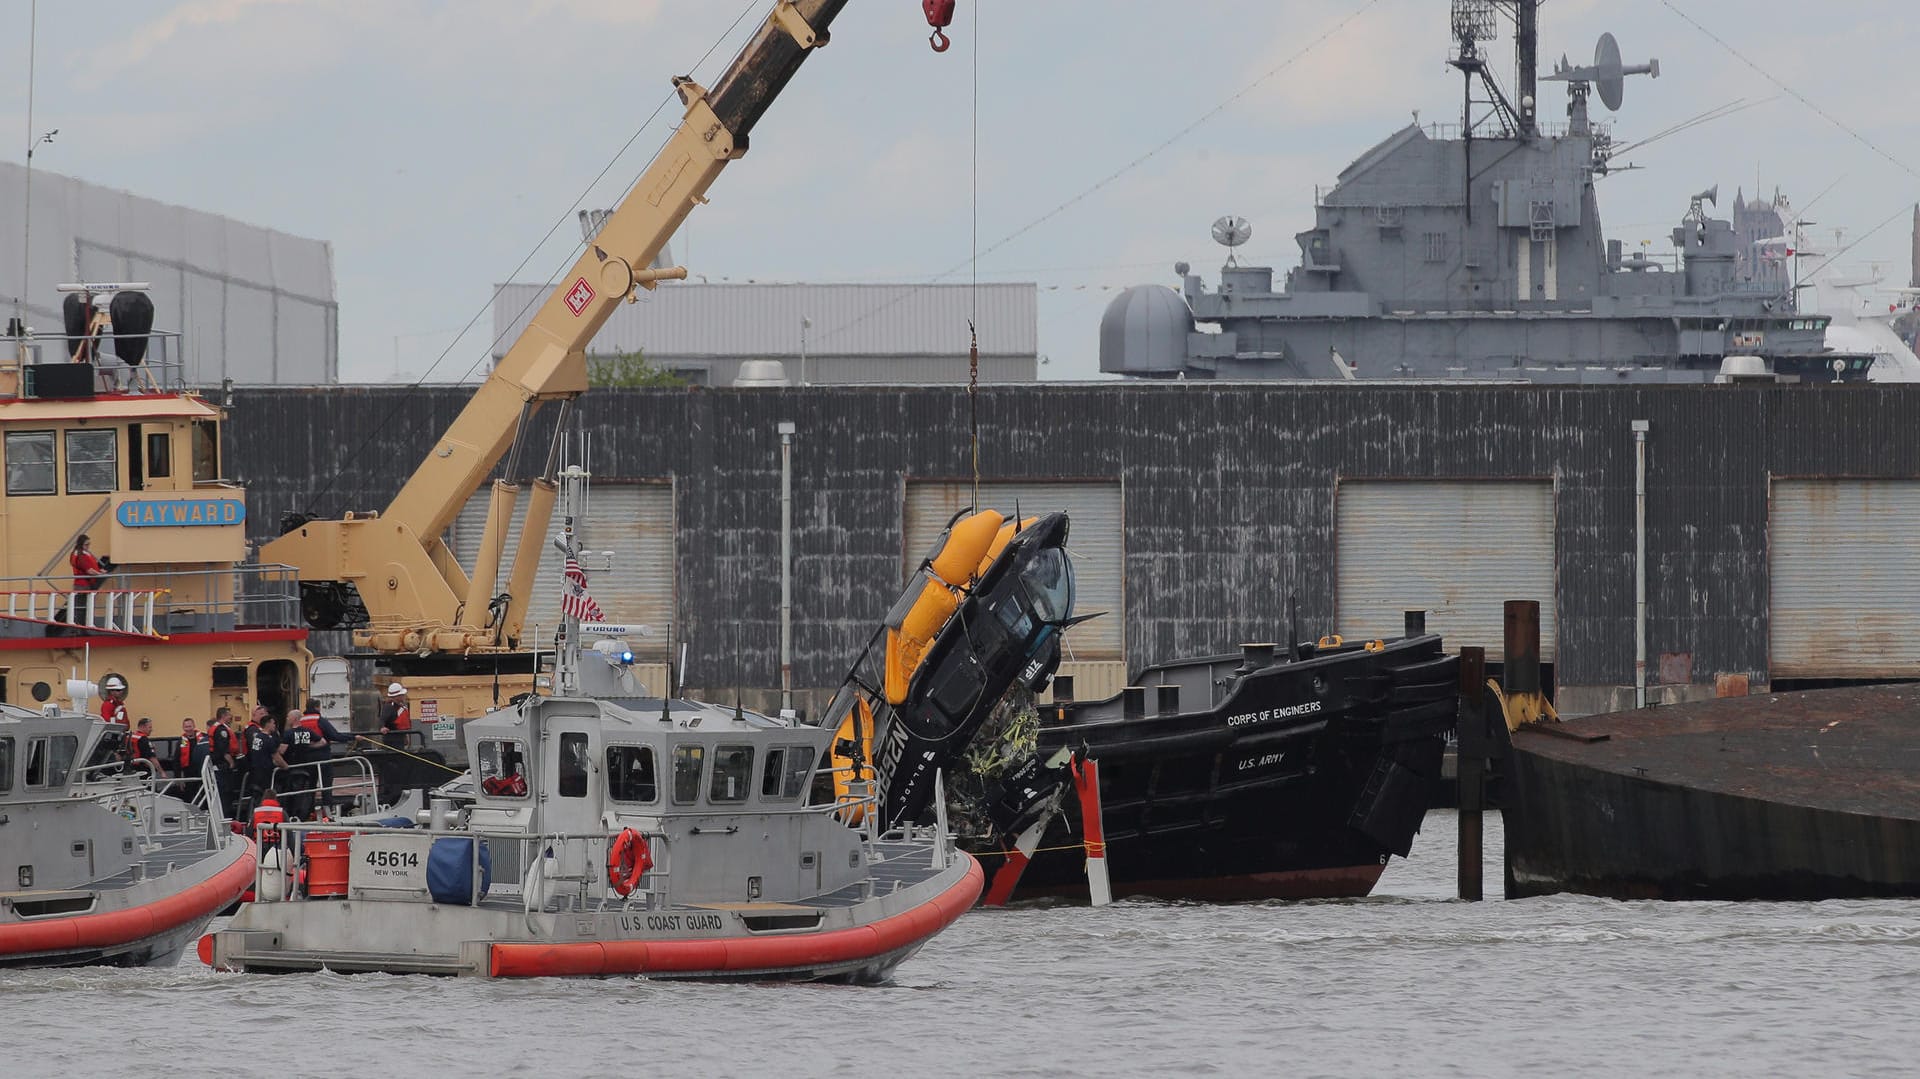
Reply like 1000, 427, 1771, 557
561, 556, 604, 622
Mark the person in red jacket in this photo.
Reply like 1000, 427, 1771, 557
68, 534, 108, 625
379, 683, 412, 748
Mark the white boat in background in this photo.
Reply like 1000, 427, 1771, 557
0, 698, 254, 967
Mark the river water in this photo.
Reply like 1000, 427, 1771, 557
7, 810, 1918, 1078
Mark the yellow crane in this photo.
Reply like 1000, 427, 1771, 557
266, 2, 915, 709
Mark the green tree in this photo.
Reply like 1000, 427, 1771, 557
587, 350, 687, 388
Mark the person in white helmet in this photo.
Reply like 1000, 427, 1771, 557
379, 683, 412, 748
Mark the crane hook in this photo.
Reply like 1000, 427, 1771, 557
923, 0, 955, 52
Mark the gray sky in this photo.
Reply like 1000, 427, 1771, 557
4, 0, 1916, 383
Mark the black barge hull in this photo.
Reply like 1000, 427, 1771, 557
1505, 685, 1920, 900
978, 634, 1457, 901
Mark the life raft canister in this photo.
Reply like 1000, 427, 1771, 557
606, 828, 653, 897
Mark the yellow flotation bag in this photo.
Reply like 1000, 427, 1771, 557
883, 510, 1005, 704
975, 515, 1038, 580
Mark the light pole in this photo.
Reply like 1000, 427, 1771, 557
798, 316, 811, 386
18, 127, 56, 338
778, 420, 796, 717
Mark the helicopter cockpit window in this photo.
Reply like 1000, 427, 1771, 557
1018, 547, 1075, 624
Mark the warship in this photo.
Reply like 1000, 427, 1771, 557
1101, 0, 1875, 384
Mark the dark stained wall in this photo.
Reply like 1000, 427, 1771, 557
226, 383, 1920, 703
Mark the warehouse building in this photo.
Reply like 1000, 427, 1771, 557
491, 281, 1037, 385
233, 382, 1920, 718
0, 163, 338, 385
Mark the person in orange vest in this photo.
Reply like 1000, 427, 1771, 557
175, 718, 209, 776
250, 793, 285, 848
129, 717, 163, 775
379, 683, 412, 748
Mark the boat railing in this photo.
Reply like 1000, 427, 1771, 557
0, 563, 304, 637
1, 329, 191, 397
270, 820, 678, 913
258, 755, 384, 820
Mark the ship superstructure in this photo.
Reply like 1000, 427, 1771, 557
1101, 1, 1872, 384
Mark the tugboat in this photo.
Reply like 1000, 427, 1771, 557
0, 283, 310, 734
959, 617, 1459, 902
203, 467, 982, 981
0, 698, 254, 967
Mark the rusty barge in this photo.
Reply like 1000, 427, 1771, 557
1502, 684, 1920, 900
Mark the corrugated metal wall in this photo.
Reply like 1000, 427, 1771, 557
451, 483, 674, 657
1770, 480, 1920, 677
1335, 480, 1555, 660
227, 383, 1920, 703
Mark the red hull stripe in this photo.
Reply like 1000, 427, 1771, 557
0, 629, 307, 652
488, 854, 984, 978
1, 840, 254, 959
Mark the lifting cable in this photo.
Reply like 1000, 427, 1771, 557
307, 0, 765, 520
967, 0, 981, 511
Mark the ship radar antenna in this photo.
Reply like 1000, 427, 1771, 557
1211, 215, 1252, 268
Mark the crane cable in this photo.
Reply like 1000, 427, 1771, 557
968, 0, 980, 511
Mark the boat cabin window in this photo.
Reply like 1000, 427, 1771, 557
606, 745, 658, 804
760, 745, 816, 802
709, 745, 754, 804
192, 420, 220, 482
476, 738, 529, 799
65, 429, 118, 495
24, 735, 76, 788
4, 431, 55, 495
670, 744, 705, 805
0, 736, 12, 791
557, 732, 590, 798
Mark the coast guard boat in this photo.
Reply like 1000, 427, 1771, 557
0, 699, 254, 967
203, 467, 982, 981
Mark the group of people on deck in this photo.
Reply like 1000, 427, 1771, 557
94, 677, 418, 823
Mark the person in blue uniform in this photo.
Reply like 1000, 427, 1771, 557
282, 705, 350, 820
244, 710, 287, 814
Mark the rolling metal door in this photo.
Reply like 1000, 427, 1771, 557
1335, 480, 1555, 660
452, 483, 674, 657
904, 481, 1123, 661
1771, 480, 1920, 678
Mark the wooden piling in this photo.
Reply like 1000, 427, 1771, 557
1456, 646, 1487, 901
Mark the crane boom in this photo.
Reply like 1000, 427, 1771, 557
264, 0, 852, 652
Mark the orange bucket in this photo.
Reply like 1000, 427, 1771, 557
304, 831, 353, 897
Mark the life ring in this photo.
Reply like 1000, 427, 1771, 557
606, 828, 653, 897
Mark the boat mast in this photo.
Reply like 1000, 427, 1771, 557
552, 463, 589, 697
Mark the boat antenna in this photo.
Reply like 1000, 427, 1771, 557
17, 0, 56, 339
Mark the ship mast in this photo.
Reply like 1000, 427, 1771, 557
1447, 0, 1524, 225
